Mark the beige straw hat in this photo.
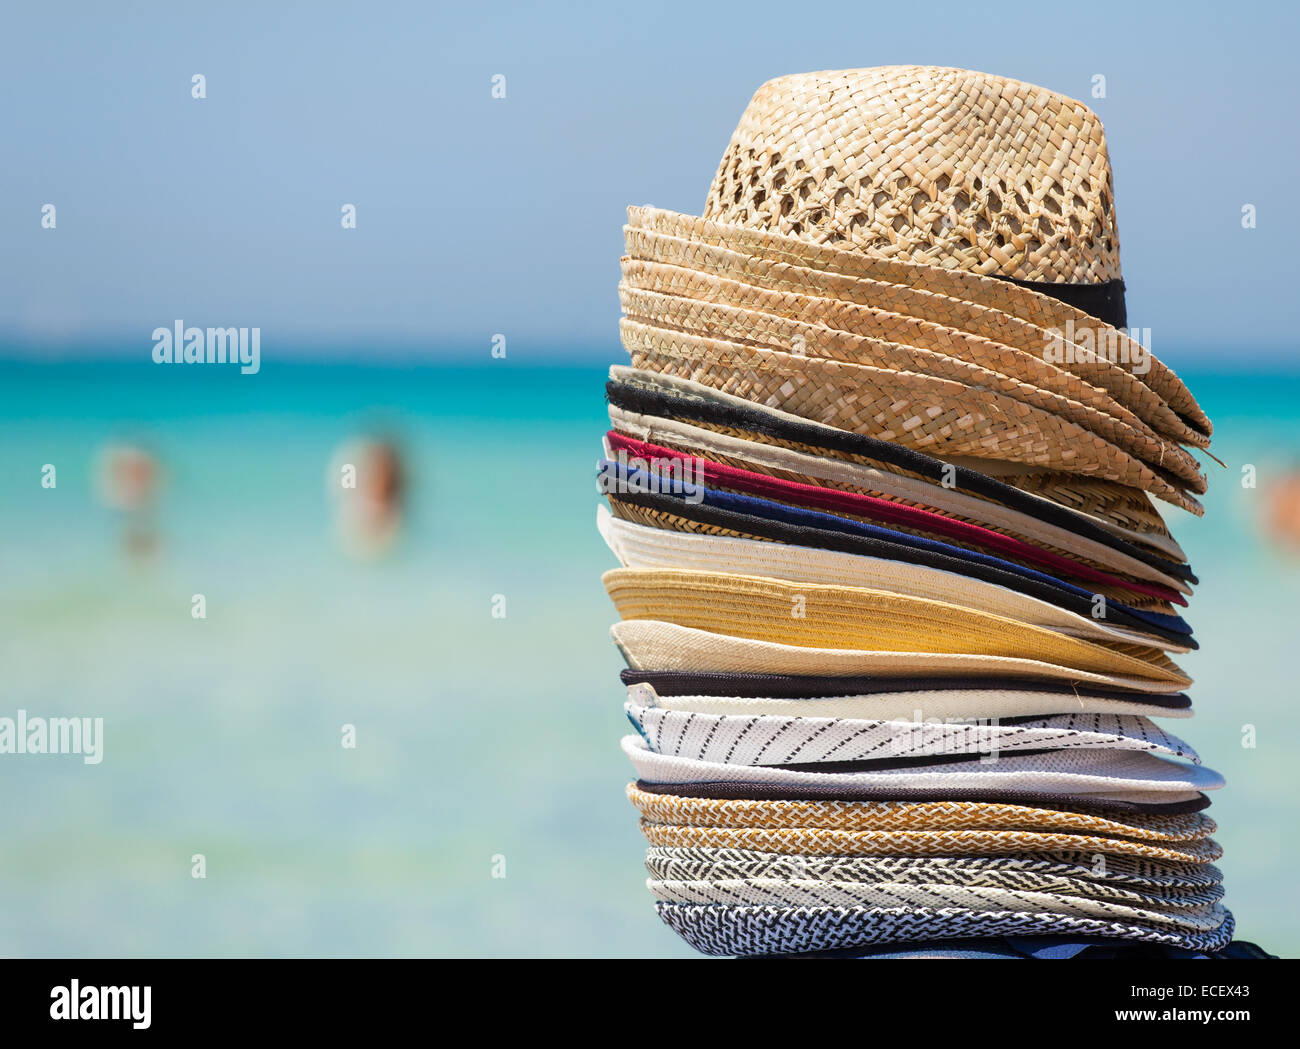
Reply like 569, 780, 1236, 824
598, 507, 1190, 651
622, 231, 1198, 444
620, 66, 1214, 505
626, 786, 1215, 842
610, 620, 1186, 693
603, 568, 1188, 688
621, 321, 1204, 512
637, 823, 1221, 866
610, 365, 1187, 553
605, 499, 1183, 617
619, 267, 1203, 477
606, 405, 1189, 591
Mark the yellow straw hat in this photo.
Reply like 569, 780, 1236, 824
610, 619, 1187, 694
603, 568, 1189, 688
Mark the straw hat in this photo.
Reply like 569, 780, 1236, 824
625, 702, 1201, 766
611, 620, 1188, 694
644, 848, 1226, 893
637, 822, 1222, 865
627, 786, 1213, 841
619, 67, 1214, 507
599, 508, 1192, 651
647, 879, 1228, 932
603, 568, 1188, 687
608, 366, 1188, 553
621, 258, 1200, 448
621, 320, 1205, 511
604, 429, 1192, 596
607, 402, 1190, 586
603, 486, 1192, 631
619, 275, 1201, 478
653, 902, 1233, 956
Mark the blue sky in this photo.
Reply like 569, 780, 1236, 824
2, 0, 1297, 361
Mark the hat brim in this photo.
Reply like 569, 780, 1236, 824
625, 701, 1200, 766
653, 902, 1233, 956
622, 318, 1206, 511
603, 568, 1189, 688
619, 267, 1205, 479
607, 402, 1192, 588
599, 507, 1192, 653
608, 367, 1189, 558
605, 428, 1193, 597
611, 620, 1189, 694
626, 207, 1210, 437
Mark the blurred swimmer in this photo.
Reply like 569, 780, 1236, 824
1262, 469, 1300, 553
96, 441, 162, 556
329, 437, 406, 556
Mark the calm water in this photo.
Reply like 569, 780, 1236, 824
1, 359, 1297, 957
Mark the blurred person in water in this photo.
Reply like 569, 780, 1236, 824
1262, 468, 1300, 554
95, 441, 162, 557
329, 436, 406, 557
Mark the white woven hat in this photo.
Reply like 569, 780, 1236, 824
644, 847, 1226, 893
645, 877, 1227, 933
654, 902, 1233, 956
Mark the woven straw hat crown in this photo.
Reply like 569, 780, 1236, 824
702, 66, 1120, 285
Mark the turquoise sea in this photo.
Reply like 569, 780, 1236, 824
1, 358, 1298, 957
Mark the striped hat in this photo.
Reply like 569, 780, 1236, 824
608, 367, 1189, 557
654, 902, 1233, 957
624, 702, 1201, 766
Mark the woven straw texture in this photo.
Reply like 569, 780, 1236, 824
644, 847, 1225, 893
611, 620, 1188, 693
625, 703, 1200, 766
638, 822, 1221, 865
622, 320, 1205, 513
619, 267, 1203, 471
646, 879, 1227, 932
627, 786, 1213, 841
627, 205, 1207, 436
599, 508, 1188, 651
622, 230, 1202, 446
703, 67, 1120, 283
604, 568, 1187, 687
655, 902, 1233, 956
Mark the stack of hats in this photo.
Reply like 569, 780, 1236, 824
596, 67, 1254, 958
